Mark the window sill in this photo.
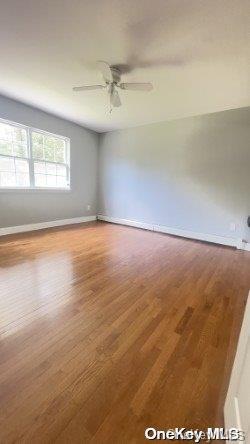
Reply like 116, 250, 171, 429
0, 187, 71, 193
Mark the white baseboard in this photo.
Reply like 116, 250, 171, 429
98, 215, 240, 248
153, 224, 238, 247
244, 243, 250, 252
98, 215, 154, 231
0, 215, 97, 236
236, 240, 250, 251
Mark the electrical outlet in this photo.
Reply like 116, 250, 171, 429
87, 204, 91, 211
230, 222, 236, 232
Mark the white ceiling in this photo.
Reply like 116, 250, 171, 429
0, 0, 249, 132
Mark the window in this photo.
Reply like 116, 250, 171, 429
0, 121, 30, 187
0, 118, 70, 190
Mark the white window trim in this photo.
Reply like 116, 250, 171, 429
0, 117, 71, 191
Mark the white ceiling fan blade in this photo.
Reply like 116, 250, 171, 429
97, 61, 113, 83
73, 85, 105, 91
110, 89, 121, 107
119, 82, 153, 91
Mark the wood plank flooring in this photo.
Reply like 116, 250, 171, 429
0, 221, 249, 443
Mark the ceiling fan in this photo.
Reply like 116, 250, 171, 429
73, 61, 153, 110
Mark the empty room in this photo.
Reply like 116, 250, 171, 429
0, 0, 250, 442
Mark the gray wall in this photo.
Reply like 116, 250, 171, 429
1, 95, 249, 242
0, 95, 98, 228
98, 108, 250, 242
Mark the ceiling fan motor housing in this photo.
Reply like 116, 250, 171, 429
110, 67, 121, 84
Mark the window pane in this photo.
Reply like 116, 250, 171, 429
0, 157, 15, 172
0, 172, 16, 186
35, 174, 47, 187
32, 132, 44, 159
44, 135, 57, 149
12, 127, 27, 143
44, 145, 54, 162
13, 143, 27, 158
55, 145, 65, 163
56, 176, 67, 188
44, 136, 57, 162
32, 144, 44, 159
57, 138, 65, 149
56, 164, 66, 176
16, 173, 30, 187
15, 158, 29, 173
46, 175, 57, 187
0, 140, 12, 155
32, 132, 43, 146
0, 122, 12, 141
46, 163, 57, 175
34, 161, 46, 174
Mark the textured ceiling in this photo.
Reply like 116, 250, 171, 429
0, 0, 249, 132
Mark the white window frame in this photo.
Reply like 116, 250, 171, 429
0, 117, 70, 191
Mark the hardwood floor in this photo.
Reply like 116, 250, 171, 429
0, 221, 249, 443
